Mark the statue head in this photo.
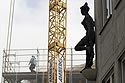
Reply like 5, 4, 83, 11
80, 2, 90, 15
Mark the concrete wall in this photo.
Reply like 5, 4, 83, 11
95, 0, 125, 83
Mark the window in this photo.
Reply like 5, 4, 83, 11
103, 74, 114, 83
102, 0, 113, 26
102, 68, 114, 83
111, 74, 114, 83
105, 79, 110, 83
121, 60, 125, 83
106, 0, 112, 19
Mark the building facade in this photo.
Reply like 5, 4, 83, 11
95, 0, 125, 83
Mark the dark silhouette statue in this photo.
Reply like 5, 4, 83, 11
74, 2, 95, 70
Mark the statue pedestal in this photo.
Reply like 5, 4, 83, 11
81, 68, 97, 81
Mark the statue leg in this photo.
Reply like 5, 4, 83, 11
85, 48, 91, 69
85, 47, 94, 69
75, 36, 88, 51
88, 48, 94, 67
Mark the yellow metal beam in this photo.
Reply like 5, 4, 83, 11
48, 0, 67, 83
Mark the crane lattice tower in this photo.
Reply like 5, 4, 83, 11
48, 0, 67, 83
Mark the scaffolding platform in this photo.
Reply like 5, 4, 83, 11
2, 72, 46, 83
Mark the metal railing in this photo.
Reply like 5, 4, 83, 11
2, 48, 87, 73
2, 48, 94, 83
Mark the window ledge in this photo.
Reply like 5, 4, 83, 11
114, 0, 122, 9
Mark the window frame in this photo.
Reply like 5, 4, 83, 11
103, 73, 114, 83
102, 67, 114, 83
121, 58, 125, 83
100, 0, 113, 35
102, 0, 113, 26
114, 0, 122, 9
106, 0, 112, 19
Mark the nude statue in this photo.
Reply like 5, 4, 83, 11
74, 2, 95, 70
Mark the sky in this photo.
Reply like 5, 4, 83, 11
0, 0, 94, 81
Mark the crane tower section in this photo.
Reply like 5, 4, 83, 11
48, 0, 67, 83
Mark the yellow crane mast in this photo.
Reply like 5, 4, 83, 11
47, 0, 67, 83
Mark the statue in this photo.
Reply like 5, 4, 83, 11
74, 2, 95, 70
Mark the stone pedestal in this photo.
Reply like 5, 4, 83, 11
81, 69, 97, 81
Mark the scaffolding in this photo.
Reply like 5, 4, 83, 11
2, 48, 90, 83
2, 49, 47, 83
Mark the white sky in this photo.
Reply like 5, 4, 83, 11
0, 0, 94, 81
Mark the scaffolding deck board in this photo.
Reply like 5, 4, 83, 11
2, 72, 46, 80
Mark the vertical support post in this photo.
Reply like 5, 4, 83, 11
15, 53, 17, 83
42, 49, 45, 83
70, 48, 73, 83
36, 49, 40, 83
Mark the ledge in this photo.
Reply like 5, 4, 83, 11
81, 68, 97, 81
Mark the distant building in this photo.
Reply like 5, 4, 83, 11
95, 0, 125, 83
66, 64, 95, 83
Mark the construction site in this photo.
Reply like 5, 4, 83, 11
2, 0, 125, 83
2, 48, 95, 83
1, 0, 96, 83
